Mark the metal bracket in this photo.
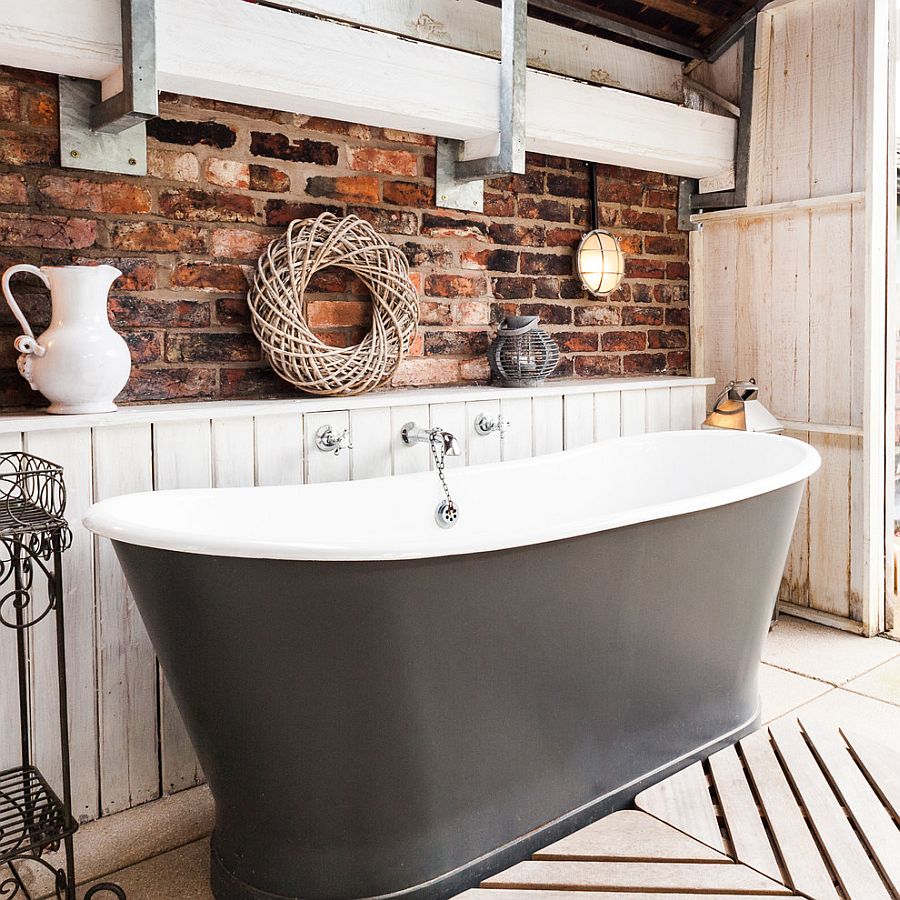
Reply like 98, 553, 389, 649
436, 0, 527, 210
678, 15, 757, 230
60, 0, 157, 175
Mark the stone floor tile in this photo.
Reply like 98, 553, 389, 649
844, 654, 900, 706
762, 615, 900, 685
758, 663, 832, 723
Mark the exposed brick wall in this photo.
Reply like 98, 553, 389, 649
0, 66, 690, 408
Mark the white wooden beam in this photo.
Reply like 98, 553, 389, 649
278, 0, 684, 103
0, 0, 736, 179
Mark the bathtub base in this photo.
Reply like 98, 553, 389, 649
208, 707, 761, 900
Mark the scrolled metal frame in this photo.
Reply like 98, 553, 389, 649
0, 453, 124, 899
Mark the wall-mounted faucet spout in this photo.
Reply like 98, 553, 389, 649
401, 422, 461, 527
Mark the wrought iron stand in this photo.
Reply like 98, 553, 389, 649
0, 452, 125, 899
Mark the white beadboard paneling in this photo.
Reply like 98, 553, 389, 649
305, 411, 351, 483
24, 427, 99, 822
563, 394, 594, 448
693, 386, 708, 427
593, 392, 621, 441
212, 417, 255, 488
392, 405, 430, 475
532, 395, 563, 455
621, 390, 648, 436
430, 403, 467, 470
645, 388, 671, 433
466, 400, 502, 466
0, 432, 23, 775
152, 420, 211, 795
92, 424, 158, 815
499, 396, 533, 461
349, 408, 392, 480
254, 414, 303, 486
670, 386, 695, 430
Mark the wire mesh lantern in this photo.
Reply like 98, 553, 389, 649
488, 316, 560, 387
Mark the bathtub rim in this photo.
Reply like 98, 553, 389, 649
82, 430, 820, 562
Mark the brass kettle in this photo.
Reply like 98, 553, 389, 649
702, 378, 783, 433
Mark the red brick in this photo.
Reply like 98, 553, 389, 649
123, 330, 162, 363
264, 200, 340, 227
249, 165, 290, 193
618, 234, 642, 255
574, 354, 622, 376
121, 367, 216, 402
622, 306, 663, 326
307, 300, 371, 329
665, 307, 690, 326
483, 192, 515, 217
205, 158, 250, 189
306, 175, 379, 204
424, 330, 490, 356
107, 222, 208, 253
109, 297, 210, 328
545, 227, 584, 247
666, 260, 689, 280
294, 116, 372, 139
555, 331, 599, 352
347, 147, 418, 177
625, 258, 666, 279
0, 85, 19, 121
170, 262, 249, 292
489, 223, 544, 246
422, 213, 488, 241
519, 303, 571, 325
0, 213, 95, 249
399, 241, 453, 268
391, 357, 461, 386
349, 206, 418, 235
521, 252, 571, 276
165, 332, 260, 362
648, 328, 687, 349
621, 209, 664, 231
623, 352, 667, 374
148, 148, 200, 182
215, 298, 250, 327
574, 305, 620, 326
159, 189, 256, 223
596, 181, 643, 205
37, 176, 151, 214
26, 92, 56, 127
74, 257, 157, 291
460, 249, 517, 272
459, 357, 491, 382
250, 132, 337, 164
0, 129, 57, 166
418, 301, 452, 325
220, 367, 294, 399
518, 198, 570, 223
654, 284, 690, 304
383, 180, 433, 206
211, 228, 272, 259
546, 173, 588, 199
425, 274, 485, 298
645, 189, 678, 209
645, 234, 686, 255
601, 330, 646, 351
666, 350, 690, 372
0, 174, 27, 204
454, 301, 490, 325
380, 128, 434, 146
491, 277, 532, 300
148, 118, 237, 149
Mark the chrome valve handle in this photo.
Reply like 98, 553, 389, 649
473, 413, 510, 439
315, 425, 353, 456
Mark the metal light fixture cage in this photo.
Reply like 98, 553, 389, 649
576, 228, 626, 296
488, 316, 560, 387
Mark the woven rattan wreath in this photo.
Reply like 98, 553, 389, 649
248, 213, 419, 396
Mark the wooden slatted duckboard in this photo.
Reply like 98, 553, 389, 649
455, 720, 900, 899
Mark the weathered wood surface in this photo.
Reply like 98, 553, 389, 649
456, 720, 900, 898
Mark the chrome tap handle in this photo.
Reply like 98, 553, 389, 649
315, 425, 352, 455
473, 413, 510, 439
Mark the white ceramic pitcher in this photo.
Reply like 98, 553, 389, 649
1, 264, 132, 414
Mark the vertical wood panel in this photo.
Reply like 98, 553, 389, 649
0, 432, 24, 775
254, 414, 303, 486
392, 405, 430, 475
500, 397, 533, 461
152, 420, 211, 795
349, 408, 392, 480
697, 223, 739, 391
594, 392, 622, 441
305, 411, 351, 483
211, 418, 255, 488
532, 395, 563, 455
670, 387, 694, 430
808, 433, 852, 617
467, 400, 502, 465
563, 394, 594, 448
645, 388, 671, 433
25, 428, 99, 822
93, 424, 157, 815
693, 385, 708, 428
780, 429, 811, 608
621, 391, 647, 436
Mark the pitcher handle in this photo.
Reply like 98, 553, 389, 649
2, 264, 48, 359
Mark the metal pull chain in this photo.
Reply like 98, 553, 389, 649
429, 429, 459, 528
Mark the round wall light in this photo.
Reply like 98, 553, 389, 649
576, 228, 625, 296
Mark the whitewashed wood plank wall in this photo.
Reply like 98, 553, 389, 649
690, 0, 892, 635
0, 380, 708, 822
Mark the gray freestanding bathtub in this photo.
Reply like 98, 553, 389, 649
84, 429, 819, 900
